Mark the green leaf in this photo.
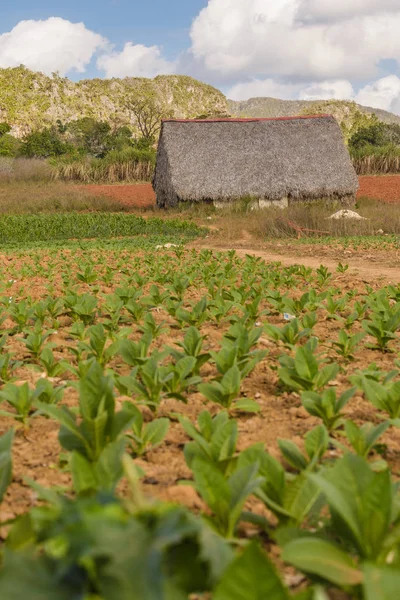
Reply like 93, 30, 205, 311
191, 458, 231, 527
283, 473, 320, 524
0, 429, 13, 502
295, 347, 318, 380
363, 563, 400, 600
278, 439, 308, 471
221, 365, 241, 396
198, 382, 224, 405
70, 451, 97, 495
283, 538, 363, 587
142, 418, 170, 448
304, 425, 329, 463
0, 552, 72, 600
214, 542, 289, 600
233, 399, 261, 413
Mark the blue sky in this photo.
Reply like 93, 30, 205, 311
2, 0, 207, 70
1, 1, 400, 113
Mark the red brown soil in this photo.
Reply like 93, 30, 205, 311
81, 175, 400, 208
1, 246, 400, 526
358, 175, 400, 202
82, 183, 156, 209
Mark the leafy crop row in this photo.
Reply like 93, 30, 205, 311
0, 246, 399, 598
0, 213, 204, 244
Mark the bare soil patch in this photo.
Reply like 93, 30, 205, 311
358, 174, 400, 202
79, 175, 400, 209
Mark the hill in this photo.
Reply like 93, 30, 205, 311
229, 97, 400, 139
0, 66, 228, 138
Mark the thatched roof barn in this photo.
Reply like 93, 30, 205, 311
152, 116, 359, 208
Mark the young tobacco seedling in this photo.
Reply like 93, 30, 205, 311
264, 318, 311, 349
190, 456, 264, 538
175, 297, 209, 327
331, 330, 366, 360
130, 358, 174, 412
38, 347, 69, 378
213, 323, 267, 378
198, 365, 260, 413
0, 382, 35, 426
8, 300, 34, 332
169, 326, 210, 374
362, 309, 400, 351
343, 420, 390, 459
33, 378, 64, 406
161, 357, 202, 402
301, 388, 356, 432
237, 444, 320, 527
278, 339, 339, 392
127, 406, 170, 457
138, 312, 169, 339
360, 378, 400, 419
119, 332, 153, 367
316, 265, 332, 287
178, 410, 238, 475
68, 293, 98, 325
37, 361, 137, 462
0, 429, 13, 503
278, 425, 329, 472
324, 292, 349, 321
76, 264, 98, 284
21, 328, 52, 358
80, 323, 121, 366
0, 352, 21, 383
350, 363, 398, 388
284, 454, 400, 587
336, 262, 349, 273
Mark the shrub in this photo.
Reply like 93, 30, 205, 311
0, 134, 22, 158
22, 127, 72, 158
0, 122, 11, 137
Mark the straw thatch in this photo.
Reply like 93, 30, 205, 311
152, 116, 359, 207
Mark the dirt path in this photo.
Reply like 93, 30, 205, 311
192, 241, 400, 283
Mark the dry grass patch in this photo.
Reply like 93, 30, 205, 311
172, 197, 400, 242
0, 181, 124, 214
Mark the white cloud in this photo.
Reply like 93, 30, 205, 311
190, 1, 400, 81
297, 0, 400, 23
300, 80, 355, 101
97, 42, 176, 78
228, 77, 354, 103
0, 18, 106, 75
228, 78, 300, 101
355, 75, 400, 112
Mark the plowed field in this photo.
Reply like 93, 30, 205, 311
81, 175, 400, 209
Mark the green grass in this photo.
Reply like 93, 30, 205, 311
0, 213, 205, 245
291, 234, 400, 250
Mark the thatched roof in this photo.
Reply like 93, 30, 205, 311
152, 116, 359, 207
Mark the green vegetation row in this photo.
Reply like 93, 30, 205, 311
1, 248, 400, 597
0, 213, 204, 244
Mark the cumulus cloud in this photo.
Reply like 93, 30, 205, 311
0, 17, 106, 75
228, 78, 354, 103
297, 0, 400, 23
228, 79, 300, 101
190, 0, 400, 81
299, 80, 355, 101
355, 75, 400, 112
97, 43, 176, 78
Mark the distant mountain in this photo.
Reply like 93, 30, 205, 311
0, 66, 228, 138
229, 97, 400, 139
